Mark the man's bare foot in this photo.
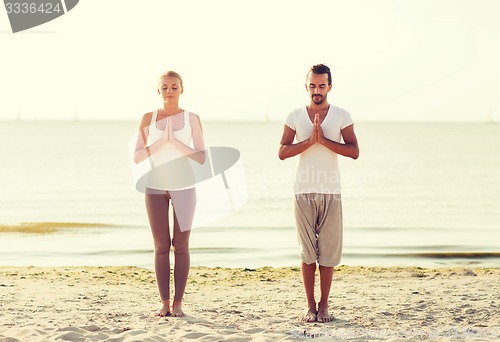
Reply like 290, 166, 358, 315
301, 303, 317, 322
155, 300, 170, 317
317, 301, 333, 323
172, 300, 185, 317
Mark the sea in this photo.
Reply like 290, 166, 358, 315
0, 120, 499, 269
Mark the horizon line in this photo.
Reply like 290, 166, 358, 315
0, 118, 498, 124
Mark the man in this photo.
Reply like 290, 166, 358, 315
279, 64, 359, 322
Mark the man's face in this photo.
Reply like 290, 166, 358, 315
306, 73, 331, 105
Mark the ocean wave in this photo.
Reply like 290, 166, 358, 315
344, 252, 500, 260
0, 222, 119, 234
394, 252, 500, 259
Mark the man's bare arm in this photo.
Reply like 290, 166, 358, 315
278, 125, 314, 160
317, 124, 359, 159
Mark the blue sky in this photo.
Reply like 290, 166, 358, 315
1, 0, 499, 121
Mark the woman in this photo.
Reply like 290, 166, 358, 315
134, 71, 206, 317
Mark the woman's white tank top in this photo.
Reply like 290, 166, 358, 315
147, 109, 192, 147
145, 110, 194, 190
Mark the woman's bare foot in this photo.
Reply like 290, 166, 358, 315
301, 303, 317, 322
172, 300, 185, 317
317, 301, 333, 323
155, 300, 170, 317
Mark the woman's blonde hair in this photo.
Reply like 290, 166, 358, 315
158, 70, 183, 87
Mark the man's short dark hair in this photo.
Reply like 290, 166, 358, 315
307, 64, 332, 85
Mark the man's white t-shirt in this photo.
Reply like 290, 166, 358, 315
285, 106, 354, 194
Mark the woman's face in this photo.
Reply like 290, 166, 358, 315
158, 75, 183, 104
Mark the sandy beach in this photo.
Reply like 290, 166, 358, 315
0, 266, 499, 341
